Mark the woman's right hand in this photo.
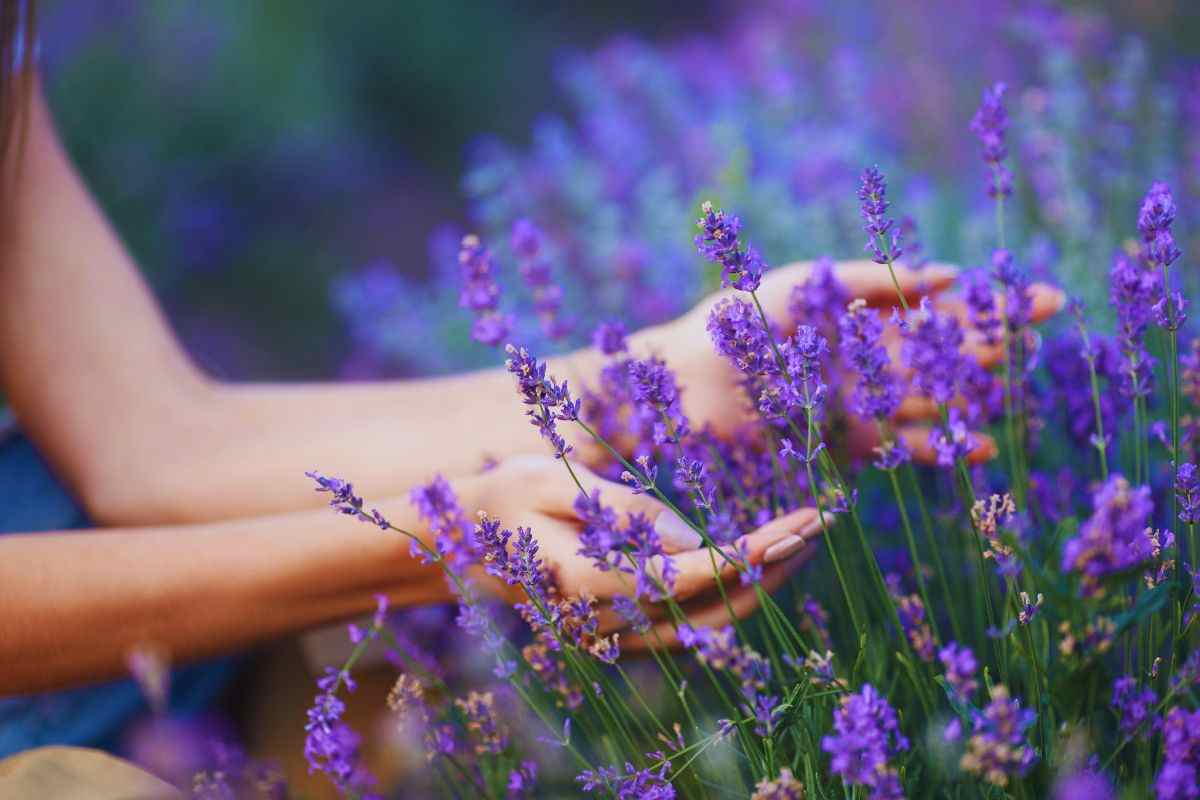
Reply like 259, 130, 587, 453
453, 454, 825, 649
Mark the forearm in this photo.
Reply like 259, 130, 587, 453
0, 498, 449, 695
192, 343, 621, 522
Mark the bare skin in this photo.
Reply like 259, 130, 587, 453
0, 77, 1062, 694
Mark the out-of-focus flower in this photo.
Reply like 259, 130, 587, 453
821, 683, 908, 798
1061, 475, 1156, 596
752, 767, 806, 800
960, 685, 1036, 787
970, 82, 1013, 199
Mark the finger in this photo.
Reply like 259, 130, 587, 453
661, 508, 822, 601
594, 535, 817, 636
751, 260, 959, 331
897, 425, 998, 466
933, 281, 1064, 327
621, 548, 817, 651
515, 455, 704, 553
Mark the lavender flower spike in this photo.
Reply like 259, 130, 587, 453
970, 82, 1013, 200
858, 166, 903, 265
458, 234, 513, 347
695, 201, 765, 292
821, 683, 908, 798
511, 218, 571, 340
839, 298, 901, 422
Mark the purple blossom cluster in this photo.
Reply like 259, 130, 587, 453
821, 684, 909, 799
678, 625, 779, 736
939, 642, 979, 701
1155, 707, 1200, 799
903, 298, 964, 405
960, 686, 1037, 787
1061, 475, 1156, 597
459, 234, 514, 347
858, 166, 903, 265
577, 755, 675, 799
969, 82, 1013, 199
838, 299, 902, 422
694, 201, 765, 292
511, 219, 571, 341
1111, 676, 1158, 736
505, 344, 581, 458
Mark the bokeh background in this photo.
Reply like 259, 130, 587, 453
40, 0, 1200, 385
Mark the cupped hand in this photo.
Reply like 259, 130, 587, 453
646, 259, 1064, 465
457, 455, 824, 647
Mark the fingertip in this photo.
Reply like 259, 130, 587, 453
1031, 283, 1066, 320
920, 262, 960, 286
967, 433, 999, 464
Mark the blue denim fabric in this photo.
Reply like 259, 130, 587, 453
0, 428, 237, 757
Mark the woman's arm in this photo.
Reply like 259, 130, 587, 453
0, 455, 818, 694
0, 80, 607, 526
0, 496, 450, 695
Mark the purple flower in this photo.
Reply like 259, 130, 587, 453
695, 201, 765, 291
475, 515, 551, 609
410, 475, 473, 569
789, 256, 849, 336
593, 320, 629, 355
304, 692, 377, 796
1138, 181, 1182, 270
969, 82, 1013, 199
821, 684, 908, 798
1177, 463, 1200, 524
708, 296, 776, 377
960, 685, 1037, 787
991, 249, 1033, 334
512, 218, 571, 340
505, 345, 581, 458
507, 761, 538, 798
458, 234, 514, 347
1061, 475, 1156, 597
890, 578, 935, 662
1109, 253, 1160, 399
930, 408, 973, 468
1111, 676, 1158, 736
574, 489, 624, 571
903, 298, 964, 405
306, 471, 388, 527
1053, 766, 1114, 800
938, 643, 978, 701
1155, 707, 1200, 800
780, 325, 830, 415
1154, 291, 1189, 332
858, 166, 903, 264
839, 298, 901, 421
964, 269, 1001, 346
455, 690, 509, 755
577, 755, 675, 799
627, 356, 690, 444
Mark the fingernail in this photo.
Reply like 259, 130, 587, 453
763, 534, 806, 564
654, 511, 702, 550
799, 514, 829, 538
